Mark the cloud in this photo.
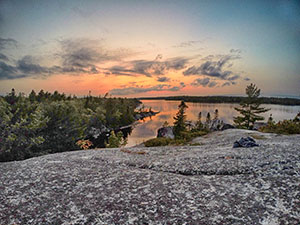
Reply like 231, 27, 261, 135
0, 53, 9, 61
222, 82, 231, 87
183, 54, 241, 81
191, 77, 218, 88
230, 49, 242, 54
0, 37, 18, 50
59, 39, 111, 73
157, 76, 170, 82
191, 78, 210, 87
17, 55, 51, 75
106, 56, 189, 77
227, 74, 240, 81
0, 61, 26, 80
109, 84, 182, 95
173, 40, 202, 48
208, 81, 217, 87
0, 38, 138, 80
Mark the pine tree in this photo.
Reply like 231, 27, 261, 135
106, 131, 126, 148
205, 112, 211, 129
195, 112, 203, 130
214, 109, 219, 120
234, 83, 270, 129
173, 100, 188, 138
29, 90, 37, 102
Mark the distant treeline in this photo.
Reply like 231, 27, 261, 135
139, 96, 300, 106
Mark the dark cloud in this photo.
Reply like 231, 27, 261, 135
222, 82, 231, 87
183, 54, 241, 81
208, 81, 217, 87
191, 78, 210, 87
0, 37, 18, 50
0, 61, 26, 80
157, 76, 170, 82
17, 56, 51, 75
109, 84, 182, 95
227, 74, 240, 81
107, 66, 136, 76
191, 78, 218, 88
107, 56, 189, 77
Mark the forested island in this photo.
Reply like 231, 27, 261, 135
139, 95, 300, 106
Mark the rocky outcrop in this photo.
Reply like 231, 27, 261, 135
157, 126, 175, 139
207, 119, 235, 131
0, 129, 299, 224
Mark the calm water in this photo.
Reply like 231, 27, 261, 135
126, 100, 300, 147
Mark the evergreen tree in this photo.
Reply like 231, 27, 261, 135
195, 112, 203, 130
106, 131, 126, 148
29, 90, 37, 102
214, 109, 219, 120
205, 112, 211, 128
173, 100, 188, 138
234, 83, 270, 129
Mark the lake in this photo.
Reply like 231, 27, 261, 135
126, 100, 300, 147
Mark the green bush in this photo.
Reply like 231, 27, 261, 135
144, 137, 174, 147
259, 116, 300, 134
144, 130, 208, 147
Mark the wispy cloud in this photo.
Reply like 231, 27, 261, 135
0, 37, 18, 50
109, 84, 183, 95
106, 55, 189, 77
183, 54, 241, 81
172, 40, 202, 48
191, 77, 217, 87
0, 38, 139, 80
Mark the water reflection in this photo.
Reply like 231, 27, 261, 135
126, 100, 300, 147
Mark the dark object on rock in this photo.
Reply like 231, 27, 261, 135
220, 123, 235, 130
233, 137, 259, 148
157, 126, 175, 139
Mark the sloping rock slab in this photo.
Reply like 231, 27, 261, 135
0, 129, 299, 224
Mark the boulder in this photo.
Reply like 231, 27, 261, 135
157, 126, 175, 139
233, 136, 259, 148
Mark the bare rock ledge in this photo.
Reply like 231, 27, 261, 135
0, 129, 299, 224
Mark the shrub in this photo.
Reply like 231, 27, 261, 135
105, 131, 127, 148
76, 139, 93, 150
144, 137, 173, 147
259, 116, 300, 134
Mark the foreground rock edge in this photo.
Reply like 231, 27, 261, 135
0, 129, 299, 224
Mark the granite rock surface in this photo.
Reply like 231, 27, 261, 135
0, 129, 299, 224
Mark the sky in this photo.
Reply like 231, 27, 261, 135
0, 0, 299, 97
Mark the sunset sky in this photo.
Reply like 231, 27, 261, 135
0, 0, 299, 97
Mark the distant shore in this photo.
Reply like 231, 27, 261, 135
138, 96, 300, 106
